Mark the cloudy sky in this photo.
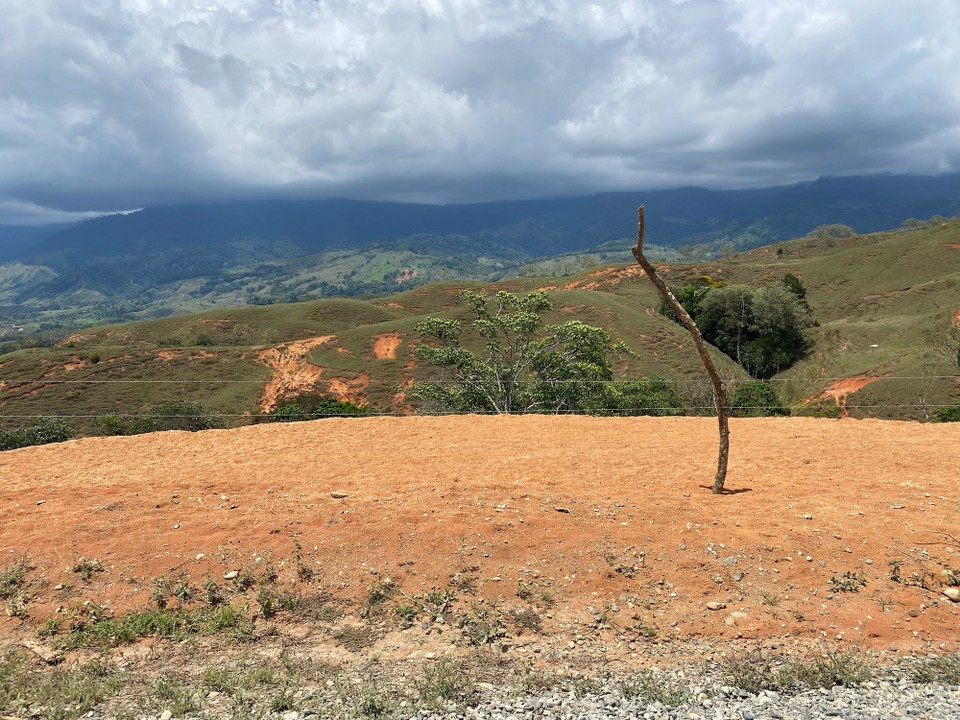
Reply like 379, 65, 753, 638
2, 0, 959, 224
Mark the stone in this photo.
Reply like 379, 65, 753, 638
159, 711, 173, 720
330, 491, 349, 498
941, 587, 960, 602
706, 601, 726, 611
224, 570, 239, 580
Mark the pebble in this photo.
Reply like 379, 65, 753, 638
942, 587, 960, 602
706, 601, 726, 611
223, 570, 239, 580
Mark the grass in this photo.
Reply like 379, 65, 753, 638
619, 670, 690, 706
2, 218, 960, 430
0, 652, 125, 720
415, 658, 473, 708
911, 655, 960, 685
52, 604, 253, 650
722, 648, 873, 694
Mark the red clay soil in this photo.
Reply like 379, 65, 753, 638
2, 416, 960, 655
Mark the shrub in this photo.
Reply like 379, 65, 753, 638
730, 381, 789, 417
596, 377, 684, 416
99, 401, 224, 435
270, 393, 372, 421
934, 405, 960, 423
0, 417, 75, 451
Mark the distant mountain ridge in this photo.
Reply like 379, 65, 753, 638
1, 172, 959, 331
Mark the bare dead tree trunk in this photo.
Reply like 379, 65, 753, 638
631, 206, 730, 493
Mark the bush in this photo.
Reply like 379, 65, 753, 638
0, 417, 75, 451
270, 393, 373, 421
99, 402, 224, 435
934, 405, 960, 423
596, 377, 684, 416
730, 381, 789, 417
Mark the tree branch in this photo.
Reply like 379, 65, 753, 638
631, 205, 730, 493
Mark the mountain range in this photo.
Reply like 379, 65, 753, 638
1, 172, 959, 334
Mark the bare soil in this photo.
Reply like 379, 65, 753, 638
2, 416, 960, 661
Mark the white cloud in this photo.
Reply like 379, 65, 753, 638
1, 0, 959, 222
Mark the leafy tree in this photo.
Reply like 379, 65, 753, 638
807, 224, 855, 240
781, 273, 810, 310
671, 281, 812, 379
410, 290, 622, 414
730, 381, 789, 417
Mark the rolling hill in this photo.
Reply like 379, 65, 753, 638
1, 216, 958, 432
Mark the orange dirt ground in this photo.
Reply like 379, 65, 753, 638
2, 416, 960, 657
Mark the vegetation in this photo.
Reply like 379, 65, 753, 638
722, 648, 872, 693
410, 290, 624, 414
270, 393, 373, 421
0, 417, 74, 451
99, 401, 224, 435
663, 275, 813, 378
730, 380, 790, 417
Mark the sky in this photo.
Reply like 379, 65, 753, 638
2, 0, 960, 224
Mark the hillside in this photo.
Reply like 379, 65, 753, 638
2, 173, 959, 330
1, 217, 958, 430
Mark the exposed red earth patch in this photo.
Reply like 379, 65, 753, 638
2, 416, 959, 657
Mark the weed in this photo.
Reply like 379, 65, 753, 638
722, 649, 872, 693
292, 541, 314, 582
829, 571, 866, 592
204, 578, 226, 606
911, 655, 960, 685
572, 675, 604, 697
416, 657, 472, 708
71, 557, 105, 582
619, 670, 689, 706
366, 580, 397, 609
509, 607, 542, 633
889, 560, 902, 583
152, 672, 201, 717
760, 591, 781, 606
355, 685, 393, 719
257, 587, 276, 619
58, 604, 252, 650
0, 557, 30, 600
151, 576, 172, 609
394, 603, 419, 627
333, 625, 377, 651
874, 593, 894, 612
424, 588, 457, 621
0, 656, 124, 720
456, 602, 506, 646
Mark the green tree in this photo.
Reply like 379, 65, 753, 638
730, 380, 789, 417
410, 290, 620, 414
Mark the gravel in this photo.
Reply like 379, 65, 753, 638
148, 660, 960, 720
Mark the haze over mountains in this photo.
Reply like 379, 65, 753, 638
1, 172, 959, 332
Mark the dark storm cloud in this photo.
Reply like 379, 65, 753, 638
1, 0, 958, 223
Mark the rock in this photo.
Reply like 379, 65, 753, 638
723, 556, 736, 566
942, 587, 960, 602
21, 639, 63, 665
706, 601, 726, 611
224, 570, 239, 580
159, 711, 172, 720
554, 506, 571, 513
331, 491, 349, 499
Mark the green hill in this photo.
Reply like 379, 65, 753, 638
1, 219, 958, 432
